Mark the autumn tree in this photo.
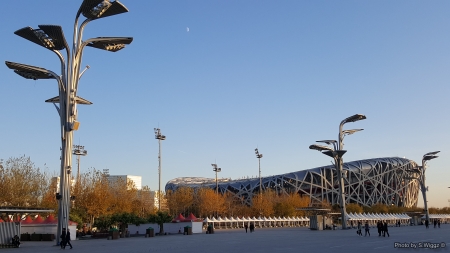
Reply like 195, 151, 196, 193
108, 177, 138, 214
0, 156, 49, 207
40, 175, 59, 212
194, 187, 226, 218
251, 190, 276, 217
387, 205, 405, 214
273, 193, 310, 217
223, 192, 246, 217
74, 169, 113, 227
166, 186, 194, 217
346, 203, 363, 214
131, 186, 156, 217
364, 203, 388, 213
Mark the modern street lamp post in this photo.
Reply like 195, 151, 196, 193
337, 114, 366, 229
154, 128, 166, 210
5, 0, 133, 245
406, 151, 440, 224
309, 143, 347, 226
211, 163, 221, 194
310, 114, 366, 229
255, 148, 263, 194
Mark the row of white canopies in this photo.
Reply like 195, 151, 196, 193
422, 214, 450, 221
346, 212, 411, 221
204, 216, 310, 223
204, 216, 310, 228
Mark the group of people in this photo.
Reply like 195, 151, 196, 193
244, 223, 255, 233
60, 228, 73, 249
376, 221, 390, 237
356, 221, 389, 237
425, 219, 442, 229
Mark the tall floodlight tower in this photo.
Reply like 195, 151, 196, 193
211, 163, 222, 194
73, 145, 87, 183
255, 148, 263, 194
154, 128, 166, 210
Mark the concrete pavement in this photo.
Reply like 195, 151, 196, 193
3, 224, 449, 253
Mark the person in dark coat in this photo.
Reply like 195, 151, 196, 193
383, 222, 389, 237
364, 221, 370, 236
12, 235, 20, 248
244, 223, 248, 233
60, 228, 66, 249
438, 220, 441, 228
249, 223, 255, 233
65, 229, 73, 249
425, 220, 429, 229
377, 221, 382, 236
357, 221, 362, 236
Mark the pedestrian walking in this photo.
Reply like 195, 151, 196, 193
65, 229, 73, 249
377, 221, 382, 236
425, 220, 429, 229
244, 223, 248, 233
60, 228, 66, 249
438, 220, 441, 228
364, 221, 370, 236
357, 221, 362, 236
249, 223, 255, 233
383, 222, 389, 237
434, 220, 437, 228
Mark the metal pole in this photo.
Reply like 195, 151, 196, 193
215, 169, 218, 194
421, 161, 430, 224
259, 157, 262, 194
154, 128, 165, 211
338, 123, 348, 229
158, 138, 162, 211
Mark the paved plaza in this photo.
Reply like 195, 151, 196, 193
3, 225, 449, 253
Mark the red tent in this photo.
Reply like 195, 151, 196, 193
33, 215, 44, 224
184, 213, 198, 222
21, 216, 34, 224
172, 213, 185, 223
44, 214, 56, 224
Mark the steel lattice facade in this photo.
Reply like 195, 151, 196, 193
166, 157, 419, 208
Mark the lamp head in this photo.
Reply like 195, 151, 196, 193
78, 0, 129, 20
85, 37, 133, 52
316, 140, 337, 145
423, 155, 438, 161
5, 61, 55, 80
423, 151, 440, 158
342, 129, 364, 136
14, 25, 67, 51
309, 144, 333, 152
342, 114, 366, 124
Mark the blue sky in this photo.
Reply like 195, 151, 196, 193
1, 1, 449, 208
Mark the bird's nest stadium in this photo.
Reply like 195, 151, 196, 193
166, 157, 419, 208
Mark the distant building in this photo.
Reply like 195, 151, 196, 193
107, 175, 142, 190
150, 190, 168, 211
